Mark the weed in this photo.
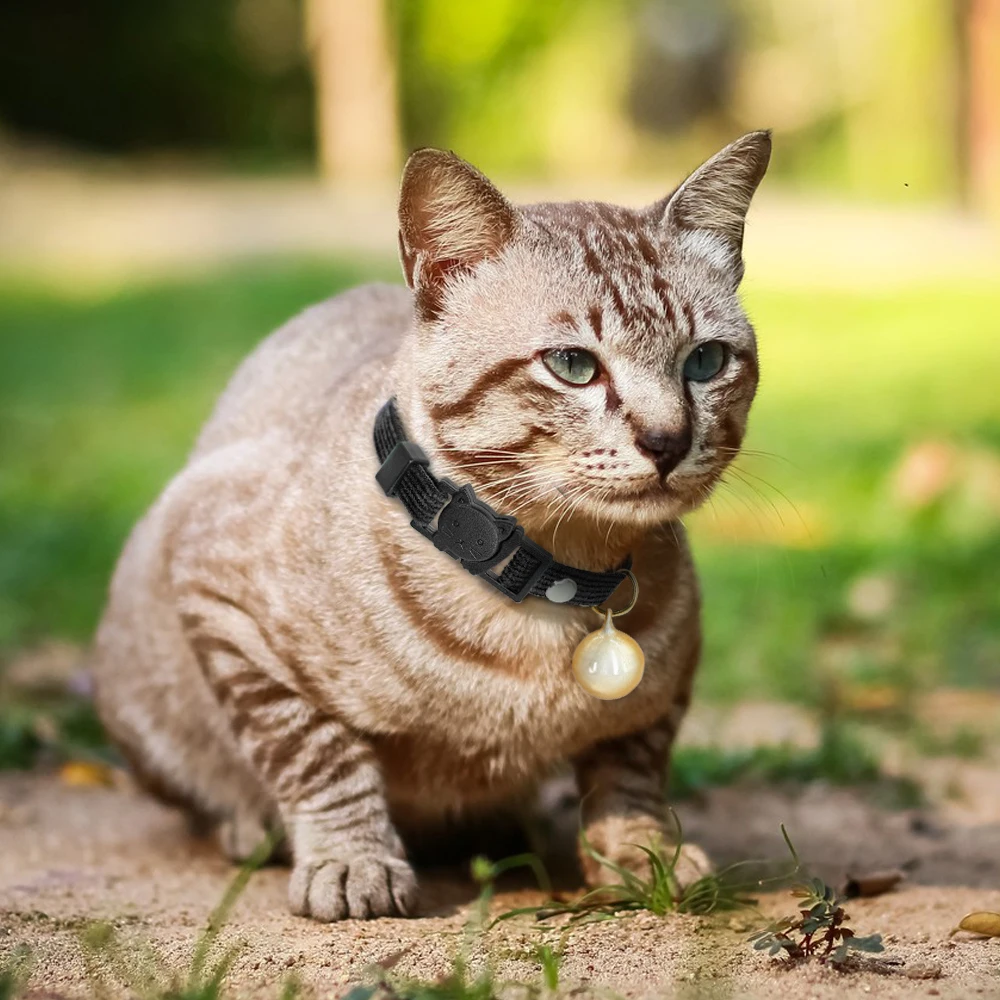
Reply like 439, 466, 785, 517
670, 721, 923, 807
749, 865, 885, 967
0, 694, 110, 771
342, 857, 563, 1000
534, 944, 561, 992
0, 946, 33, 1000
79, 836, 291, 1000
496, 816, 799, 926
910, 724, 986, 760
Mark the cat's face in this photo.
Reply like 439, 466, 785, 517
398, 133, 770, 533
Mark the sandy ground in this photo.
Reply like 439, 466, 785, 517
3, 772, 1000, 1000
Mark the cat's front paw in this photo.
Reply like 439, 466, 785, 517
288, 854, 418, 921
580, 814, 712, 893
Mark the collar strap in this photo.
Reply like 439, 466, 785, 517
374, 398, 631, 607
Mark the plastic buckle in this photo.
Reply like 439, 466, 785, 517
376, 441, 430, 496
414, 483, 522, 573
485, 534, 554, 602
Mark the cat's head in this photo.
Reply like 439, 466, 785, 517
397, 132, 770, 538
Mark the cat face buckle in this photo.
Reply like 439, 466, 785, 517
414, 483, 552, 599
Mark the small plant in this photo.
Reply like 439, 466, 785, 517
534, 944, 561, 993
80, 836, 288, 1000
496, 815, 798, 926
670, 721, 922, 807
750, 876, 885, 966
341, 856, 561, 1000
0, 945, 33, 1000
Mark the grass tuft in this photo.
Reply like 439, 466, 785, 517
670, 721, 923, 808
0, 945, 33, 1000
80, 835, 289, 1000
494, 817, 800, 926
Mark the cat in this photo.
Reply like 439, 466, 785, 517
92, 131, 771, 921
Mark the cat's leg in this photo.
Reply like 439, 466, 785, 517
188, 632, 417, 921
572, 684, 710, 891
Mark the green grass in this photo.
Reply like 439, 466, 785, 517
0, 263, 998, 713
669, 722, 922, 807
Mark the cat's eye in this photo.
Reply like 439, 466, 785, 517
543, 348, 599, 385
683, 341, 728, 382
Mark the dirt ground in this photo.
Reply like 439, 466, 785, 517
3, 769, 1000, 1000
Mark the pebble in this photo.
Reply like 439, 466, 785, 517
905, 962, 943, 980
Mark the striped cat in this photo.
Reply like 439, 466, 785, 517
93, 131, 771, 921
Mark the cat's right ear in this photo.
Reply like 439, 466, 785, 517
398, 149, 519, 320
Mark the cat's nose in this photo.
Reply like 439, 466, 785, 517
634, 425, 692, 477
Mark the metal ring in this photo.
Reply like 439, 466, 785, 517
591, 569, 639, 619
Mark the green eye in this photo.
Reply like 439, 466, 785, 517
683, 341, 727, 382
543, 348, 599, 385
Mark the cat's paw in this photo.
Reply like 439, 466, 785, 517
216, 813, 272, 863
580, 814, 713, 893
288, 854, 417, 921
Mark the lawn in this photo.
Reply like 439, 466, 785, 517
1, 262, 998, 709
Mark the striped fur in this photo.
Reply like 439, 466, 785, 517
92, 133, 770, 920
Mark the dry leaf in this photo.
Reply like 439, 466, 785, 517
59, 760, 114, 788
843, 869, 904, 899
957, 911, 1000, 937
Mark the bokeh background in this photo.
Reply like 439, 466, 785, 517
1, 0, 999, 801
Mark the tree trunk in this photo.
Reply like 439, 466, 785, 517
966, 0, 1000, 219
307, 0, 400, 182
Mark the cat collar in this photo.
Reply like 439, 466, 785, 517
374, 398, 631, 607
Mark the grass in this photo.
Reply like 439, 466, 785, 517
488, 818, 802, 927
0, 948, 32, 1000
0, 816, 873, 998
78, 837, 286, 1000
0, 263, 998, 715
669, 720, 923, 807
0, 691, 108, 770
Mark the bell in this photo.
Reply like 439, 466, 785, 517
572, 609, 645, 700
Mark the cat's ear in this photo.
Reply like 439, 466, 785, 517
398, 148, 519, 319
657, 130, 771, 285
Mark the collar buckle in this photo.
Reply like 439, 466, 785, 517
484, 534, 554, 603
415, 482, 522, 576
376, 440, 430, 496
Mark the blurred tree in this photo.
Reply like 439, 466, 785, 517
0, 0, 314, 163
628, 0, 738, 134
966, 0, 1000, 218
307, 0, 400, 180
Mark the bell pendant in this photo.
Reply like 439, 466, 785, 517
572, 609, 645, 700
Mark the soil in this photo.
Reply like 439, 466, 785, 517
3, 770, 1000, 1000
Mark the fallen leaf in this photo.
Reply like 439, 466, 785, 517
59, 760, 114, 788
957, 911, 1000, 937
843, 869, 905, 898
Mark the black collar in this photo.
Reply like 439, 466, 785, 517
374, 398, 631, 607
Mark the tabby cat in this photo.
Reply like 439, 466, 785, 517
93, 131, 771, 921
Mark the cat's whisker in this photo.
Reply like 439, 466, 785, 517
443, 459, 549, 473
477, 468, 551, 494
716, 476, 774, 538
551, 484, 595, 551
725, 464, 814, 541
723, 467, 787, 527
499, 470, 558, 504
717, 445, 791, 465
503, 477, 563, 519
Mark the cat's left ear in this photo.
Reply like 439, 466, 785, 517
398, 148, 520, 320
656, 130, 771, 286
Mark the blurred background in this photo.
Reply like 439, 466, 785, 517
1, 0, 999, 810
